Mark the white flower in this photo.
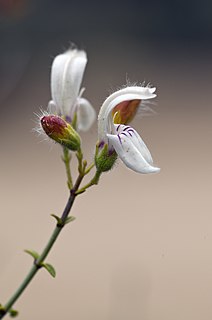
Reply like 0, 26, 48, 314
48, 48, 96, 131
98, 86, 160, 174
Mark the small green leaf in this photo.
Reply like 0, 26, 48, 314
9, 309, 19, 318
42, 263, 56, 278
0, 305, 5, 317
65, 216, 76, 225
24, 249, 40, 260
51, 214, 62, 225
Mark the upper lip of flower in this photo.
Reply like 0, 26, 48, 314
98, 86, 156, 141
48, 48, 96, 132
50, 49, 87, 117
97, 86, 160, 174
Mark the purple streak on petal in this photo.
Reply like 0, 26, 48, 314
116, 124, 121, 132
98, 140, 105, 149
123, 126, 131, 131
108, 147, 115, 156
120, 132, 127, 137
117, 134, 122, 145
127, 128, 135, 133
65, 115, 72, 123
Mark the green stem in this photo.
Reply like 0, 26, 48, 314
76, 170, 102, 195
84, 162, 95, 175
76, 148, 83, 174
62, 147, 73, 189
0, 173, 84, 319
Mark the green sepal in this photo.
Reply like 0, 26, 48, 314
24, 249, 40, 260
41, 263, 56, 278
71, 112, 77, 130
95, 143, 117, 172
9, 309, 19, 318
64, 216, 76, 225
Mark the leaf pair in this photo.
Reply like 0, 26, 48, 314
24, 250, 56, 278
51, 214, 76, 227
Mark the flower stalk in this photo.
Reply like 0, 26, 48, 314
0, 152, 98, 319
76, 170, 102, 195
62, 147, 73, 189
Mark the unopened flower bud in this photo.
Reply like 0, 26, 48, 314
41, 115, 81, 151
112, 99, 141, 124
95, 142, 117, 172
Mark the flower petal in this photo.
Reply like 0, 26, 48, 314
114, 124, 153, 165
107, 129, 160, 174
51, 49, 87, 115
98, 86, 156, 141
77, 97, 96, 131
47, 100, 58, 114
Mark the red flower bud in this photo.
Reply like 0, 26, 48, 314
41, 115, 81, 151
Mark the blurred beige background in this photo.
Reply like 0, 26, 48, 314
0, 1, 212, 319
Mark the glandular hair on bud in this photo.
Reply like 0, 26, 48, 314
41, 115, 81, 151
95, 142, 117, 172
